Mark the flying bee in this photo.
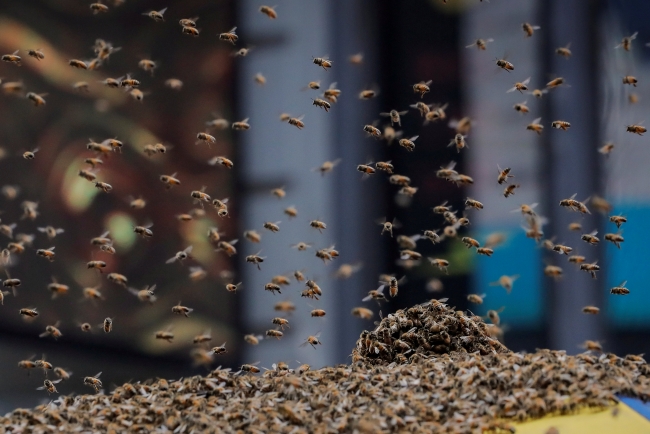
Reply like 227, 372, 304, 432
216, 239, 238, 257
363, 124, 382, 138
582, 306, 600, 315
443, 211, 458, 225
53, 367, 72, 381
305, 81, 321, 90
389, 174, 411, 186
133, 223, 153, 238
2, 50, 22, 65
129, 88, 144, 102
86, 261, 107, 272
182, 26, 200, 36
507, 77, 530, 93
629, 93, 639, 103
398, 135, 419, 152
22, 148, 40, 159
160, 172, 181, 189
232, 118, 251, 130
37, 226, 65, 240
26, 92, 47, 106
291, 242, 312, 251
142, 7, 167, 22
312, 98, 331, 112
233, 47, 252, 57
240, 363, 261, 373
429, 258, 449, 274
599, 142, 615, 156
581, 340, 603, 352
546, 77, 566, 89
503, 184, 520, 198
245, 251, 265, 270
412, 80, 432, 98
166, 246, 193, 265
210, 342, 228, 355
544, 265, 563, 279
263, 221, 281, 233
526, 118, 544, 135
27, 48, 45, 60
622, 75, 637, 87
351, 307, 374, 320
128, 283, 157, 304
359, 88, 378, 99
424, 102, 449, 124
379, 218, 399, 237
626, 124, 646, 135
551, 120, 571, 131
323, 82, 341, 103
155, 328, 174, 343
94, 181, 112, 193
477, 247, 494, 256
171, 302, 194, 318
495, 57, 514, 72
84, 372, 102, 393
165, 78, 184, 90
286, 115, 305, 129
609, 215, 627, 229
2, 80, 24, 94
466, 38, 494, 50
552, 244, 573, 255
107, 273, 127, 287
190, 186, 211, 205
410, 101, 432, 117
78, 170, 97, 182
448, 134, 467, 153
580, 230, 600, 245
420, 230, 439, 245
314, 158, 341, 176
610, 281, 629, 295
37, 379, 61, 394
467, 293, 486, 304
513, 101, 529, 113
530, 88, 548, 98
604, 232, 624, 249
522, 22, 541, 37
383, 276, 404, 298
272, 317, 290, 330
226, 282, 242, 292
313, 56, 332, 71
568, 254, 585, 265
19, 307, 38, 318
486, 307, 505, 325
465, 197, 483, 210
266, 329, 284, 339
120, 75, 140, 88
39, 322, 63, 340
218, 26, 238, 44
196, 132, 216, 146
244, 230, 261, 243
579, 261, 600, 279
179, 16, 198, 27
362, 285, 386, 303
380, 109, 408, 126
555, 43, 572, 58
308, 219, 327, 233
616, 32, 638, 51
259, 5, 278, 18
375, 161, 394, 174
188, 266, 207, 282
36, 246, 56, 262
253, 73, 266, 86
68, 59, 88, 69
72, 81, 89, 93
300, 332, 322, 349
559, 193, 590, 214
462, 237, 480, 249
47, 277, 69, 299
79, 322, 93, 332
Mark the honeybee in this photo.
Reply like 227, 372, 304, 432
216, 239, 238, 257
413, 80, 432, 98
78, 169, 97, 182
580, 261, 600, 279
398, 135, 419, 152
551, 120, 571, 131
196, 132, 217, 146
463, 198, 483, 211
522, 22, 541, 37
232, 118, 251, 130
26, 92, 48, 106
314, 158, 341, 176
142, 7, 167, 22
546, 77, 566, 89
263, 282, 282, 295
380, 109, 408, 126
609, 215, 627, 229
467, 293, 485, 304
107, 273, 128, 287
37, 226, 64, 241
610, 281, 629, 295
507, 77, 530, 93
101, 316, 114, 333
429, 258, 449, 274
263, 221, 281, 233
323, 82, 341, 103
271, 317, 290, 330
373, 161, 394, 174
37, 379, 61, 394
2, 80, 24, 95
53, 367, 72, 381
160, 172, 181, 189
36, 246, 56, 262
621, 75, 638, 87
544, 265, 563, 279
495, 57, 514, 72
448, 134, 467, 153
590, 195, 612, 214
240, 362, 261, 373
182, 26, 200, 36
555, 43, 572, 58
503, 184, 520, 198
530, 88, 548, 99
72, 81, 90, 94
80, 322, 92, 332
626, 124, 646, 135
349, 52, 364, 64
559, 193, 590, 214
616, 32, 638, 51
363, 124, 382, 139
242, 229, 261, 244
246, 251, 265, 270
68, 59, 88, 69
466, 38, 494, 50
513, 101, 529, 114
82, 285, 103, 301
410, 102, 431, 118
599, 142, 615, 156
306, 220, 326, 234
47, 277, 69, 299
359, 88, 378, 99
172, 302, 194, 318
218, 26, 239, 44
190, 187, 211, 206
604, 232, 624, 249
291, 242, 313, 252
22, 147, 40, 159
582, 306, 600, 315
312, 98, 331, 112
477, 247, 494, 256
155, 328, 174, 343
86, 260, 107, 272
568, 254, 586, 265
179, 16, 198, 27
460, 237, 479, 249
133, 223, 153, 238
226, 282, 242, 292
94, 181, 112, 193
351, 307, 374, 320
39, 321, 63, 340
166, 246, 193, 265
580, 230, 599, 246
119, 75, 140, 88
84, 372, 103, 393
552, 244, 573, 255
313, 56, 332, 71
25, 48, 45, 61
390, 174, 411, 186
300, 332, 322, 349
2, 50, 22, 65
581, 340, 602, 352
526, 118, 544, 135
266, 329, 284, 339
165, 78, 184, 90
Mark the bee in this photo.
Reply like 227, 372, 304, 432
552, 244, 573, 255
282, 114, 306, 130
629, 93, 639, 104
374, 161, 394, 174
300, 332, 322, 349
554, 43, 572, 58
568, 254, 586, 265
581, 340, 603, 352
398, 136, 419, 152
155, 327, 174, 343
219, 26, 238, 44
293, 270, 305, 283
19, 307, 38, 318
522, 22, 541, 37
351, 307, 374, 320
100, 317, 113, 333
133, 223, 153, 238
68, 59, 88, 69
160, 172, 181, 189
253, 73, 266, 86
22, 147, 40, 159
359, 88, 378, 100
263, 221, 281, 233
166, 246, 193, 265
37, 226, 65, 241
259, 5, 278, 18
530, 88, 549, 99
313, 56, 332, 71
610, 281, 630, 295
620, 75, 639, 88
26, 48, 45, 61
461, 237, 480, 249
580, 261, 600, 279
232, 118, 251, 130
129, 88, 144, 102
363, 124, 382, 139
171, 302, 193, 318
53, 367, 72, 381
579, 230, 599, 246
608, 215, 627, 229
323, 82, 341, 103
513, 101, 529, 114
526, 118, 544, 135
262, 282, 281, 295
190, 186, 212, 206
246, 251, 265, 270
383, 276, 404, 298
466, 38, 494, 50
36, 246, 56, 262
380, 109, 408, 126
448, 134, 467, 153
216, 239, 238, 257
47, 277, 69, 299
78, 169, 97, 182
94, 181, 112, 193
626, 124, 646, 135
616, 32, 638, 51
412, 80, 432, 98
225, 282, 242, 292
182, 26, 200, 36
1, 50, 22, 65
604, 232, 624, 249
582, 306, 600, 315
495, 57, 514, 72
165, 78, 184, 90
507, 77, 530, 93
551, 120, 571, 131
1, 185, 20, 200
18, 356, 37, 372
244, 230, 262, 243
477, 247, 494, 256
599, 142, 615, 156
272, 317, 290, 330
467, 293, 486, 304
89, 2, 109, 13
410, 102, 432, 118
314, 158, 341, 176
0, 289, 9, 305
120, 75, 140, 88
37, 379, 61, 394
546, 77, 566, 89
81, 285, 104, 302
429, 258, 449, 274
266, 329, 284, 339
106, 273, 127, 288
240, 363, 261, 373
79, 322, 92, 332
40, 322, 63, 340
464, 198, 483, 211
142, 7, 167, 22
84, 372, 103, 393
544, 265, 563, 279
196, 132, 217, 146
559, 193, 590, 214
312, 98, 331, 112
503, 184, 520, 198
291, 242, 312, 251
233, 47, 252, 57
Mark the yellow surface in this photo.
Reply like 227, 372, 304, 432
512, 403, 650, 434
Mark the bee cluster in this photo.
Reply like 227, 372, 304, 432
352, 299, 509, 365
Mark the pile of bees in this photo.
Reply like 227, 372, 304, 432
352, 299, 510, 365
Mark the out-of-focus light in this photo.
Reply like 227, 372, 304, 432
105, 212, 136, 251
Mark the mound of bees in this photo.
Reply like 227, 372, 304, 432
352, 299, 510, 365
2, 339, 649, 433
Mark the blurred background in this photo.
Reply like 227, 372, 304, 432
0, 0, 649, 412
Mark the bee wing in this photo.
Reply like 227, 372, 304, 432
37, 227, 46, 233
230, 239, 238, 245
398, 110, 408, 115
506, 86, 517, 93
52, 379, 62, 384
165, 256, 178, 264
48, 246, 55, 251
36, 385, 46, 390
39, 331, 51, 338
379, 112, 390, 117
299, 341, 310, 348
184, 245, 193, 254
522, 77, 531, 85
158, 7, 168, 15
376, 285, 385, 295
361, 294, 373, 302
620, 280, 627, 287
93, 372, 102, 378
410, 135, 419, 142
56, 228, 65, 234
532, 117, 542, 124
630, 32, 638, 40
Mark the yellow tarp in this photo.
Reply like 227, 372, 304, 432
512, 403, 650, 434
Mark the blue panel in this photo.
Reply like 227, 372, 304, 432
473, 226, 543, 328
619, 397, 650, 421
607, 204, 650, 330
